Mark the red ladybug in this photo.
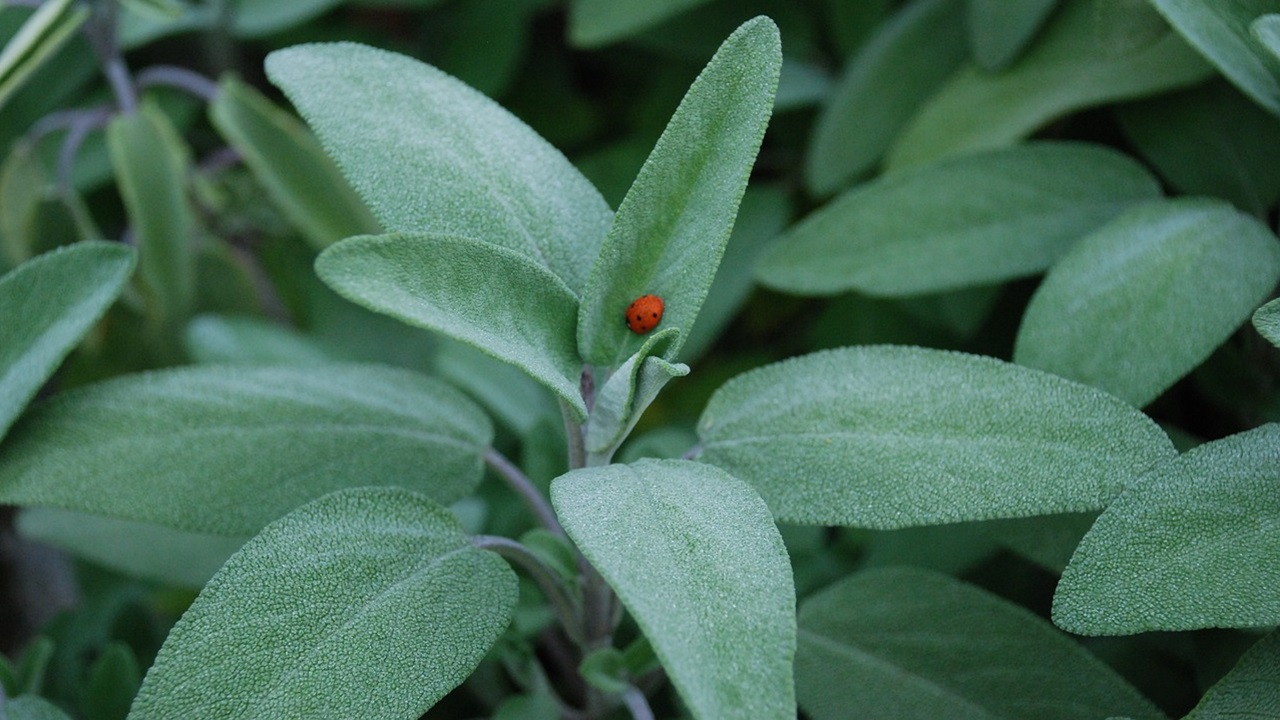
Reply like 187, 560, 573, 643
625, 294, 664, 334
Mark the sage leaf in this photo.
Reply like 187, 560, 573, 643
1256, 14, 1280, 62
551, 459, 796, 720
967, 0, 1059, 70
761, 142, 1160, 296
1054, 424, 1280, 635
316, 233, 585, 417
1014, 198, 1280, 408
804, 0, 969, 195
0, 364, 492, 535
568, 0, 713, 47
886, 0, 1213, 169
183, 314, 335, 365
127, 487, 517, 719
265, 42, 612, 295
796, 568, 1164, 720
696, 346, 1175, 528
1149, 0, 1280, 117
577, 17, 781, 368
1253, 297, 1280, 348
584, 328, 687, 464
0, 0, 88, 113
0, 241, 134, 441
7, 696, 73, 720
1185, 629, 1280, 719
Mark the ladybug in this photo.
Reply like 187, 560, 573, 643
625, 294, 664, 334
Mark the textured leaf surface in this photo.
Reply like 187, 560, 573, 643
1054, 424, 1280, 635
1015, 198, 1280, 408
209, 76, 379, 250
568, 0, 713, 47
886, 0, 1212, 168
967, 0, 1059, 70
696, 346, 1175, 528
796, 568, 1164, 720
761, 142, 1160, 296
0, 242, 134, 441
1149, 0, 1280, 116
1253, 297, 1280, 348
316, 233, 585, 417
1185, 629, 1280, 719
552, 460, 796, 720
804, 0, 969, 195
128, 487, 517, 719
0, 364, 491, 535
265, 42, 612, 295
577, 17, 780, 368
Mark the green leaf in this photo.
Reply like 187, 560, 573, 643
0, 242, 135, 441
128, 487, 518, 719
1185, 629, 1280, 719
183, 314, 335, 365
208, 76, 380, 251
577, 17, 781, 368
434, 337, 559, 437
1253, 297, 1280, 348
107, 102, 197, 324
796, 568, 1164, 720
1117, 79, 1280, 216
1014, 198, 1280, 408
967, 0, 1059, 70
0, 141, 46, 268
1256, 14, 1280, 62
568, 0, 714, 47
762, 142, 1160, 296
551, 459, 796, 720
886, 0, 1213, 169
0, 0, 88, 113
7, 696, 74, 720
84, 642, 141, 720
315, 233, 585, 418
0, 364, 492, 535
980, 512, 1098, 573
1053, 424, 1280, 635
804, 0, 969, 195
585, 328, 688, 464
1149, 0, 1280, 116
264, 42, 612, 296
696, 346, 1175, 528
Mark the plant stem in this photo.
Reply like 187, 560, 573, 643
136, 65, 220, 101
84, 1, 137, 113
484, 447, 565, 538
621, 685, 655, 720
562, 399, 586, 471
471, 535, 582, 646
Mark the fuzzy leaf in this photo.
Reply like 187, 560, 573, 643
696, 346, 1175, 528
568, 0, 713, 47
804, 0, 969, 195
0, 242, 134, 441
7, 696, 74, 720
1185, 629, 1280, 719
127, 487, 517, 719
1253, 297, 1280, 348
0, 364, 492, 535
316, 233, 585, 418
551, 460, 796, 720
886, 0, 1213, 169
761, 142, 1160, 296
577, 17, 781, 368
1053, 424, 1280, 635
1014, 198, 1280, 408
796, 568, 1164, 720
967, 0, 1059, 70
264, 42, 612, 295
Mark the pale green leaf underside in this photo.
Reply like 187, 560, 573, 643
128, 487, 517, 719
1253, 298, 1280, 348
577, 17, 781, 368
551, 459, 796, 720
886, 0, 1213, 169
1014, 198, 1280, 408
761, 142, 1160, 296
0, 363, 492, 535
265, 42, 612, 295
568, 0, 713, 47
0, 241, 134, 441
1185, 629, 1280, 719
1054, 424, 1280, 636
316, 233, 586, 418
697, 346, 1175, 528
804, 0, 969, 195
1149, 0, 1280, 117
967, 0, 1059, 70
796, 568, 1164, 720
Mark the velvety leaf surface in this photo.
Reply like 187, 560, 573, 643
0, 241, 134, 441
316, 233, 585, 417
265, 42, 612, 295
1149, 0, 1280, 116
577, 17, 781, 368
796, 568, 1164, 720
128, 487, 517, 719
1014, 198, 1280, 408
551, 459, 796, 719
209, 76, 379, 250
761, 142, 1160, 296
967, 0, 1059, 70
1253, 297, 1280, 348
0, 364, 492, 535
568, 0, 713, 47
696, 346, 1175, 528
804, 0, 969, 195
1054, 424, 1280, 635
886, 0, 1213, 168
1185, 629, 1280, 719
